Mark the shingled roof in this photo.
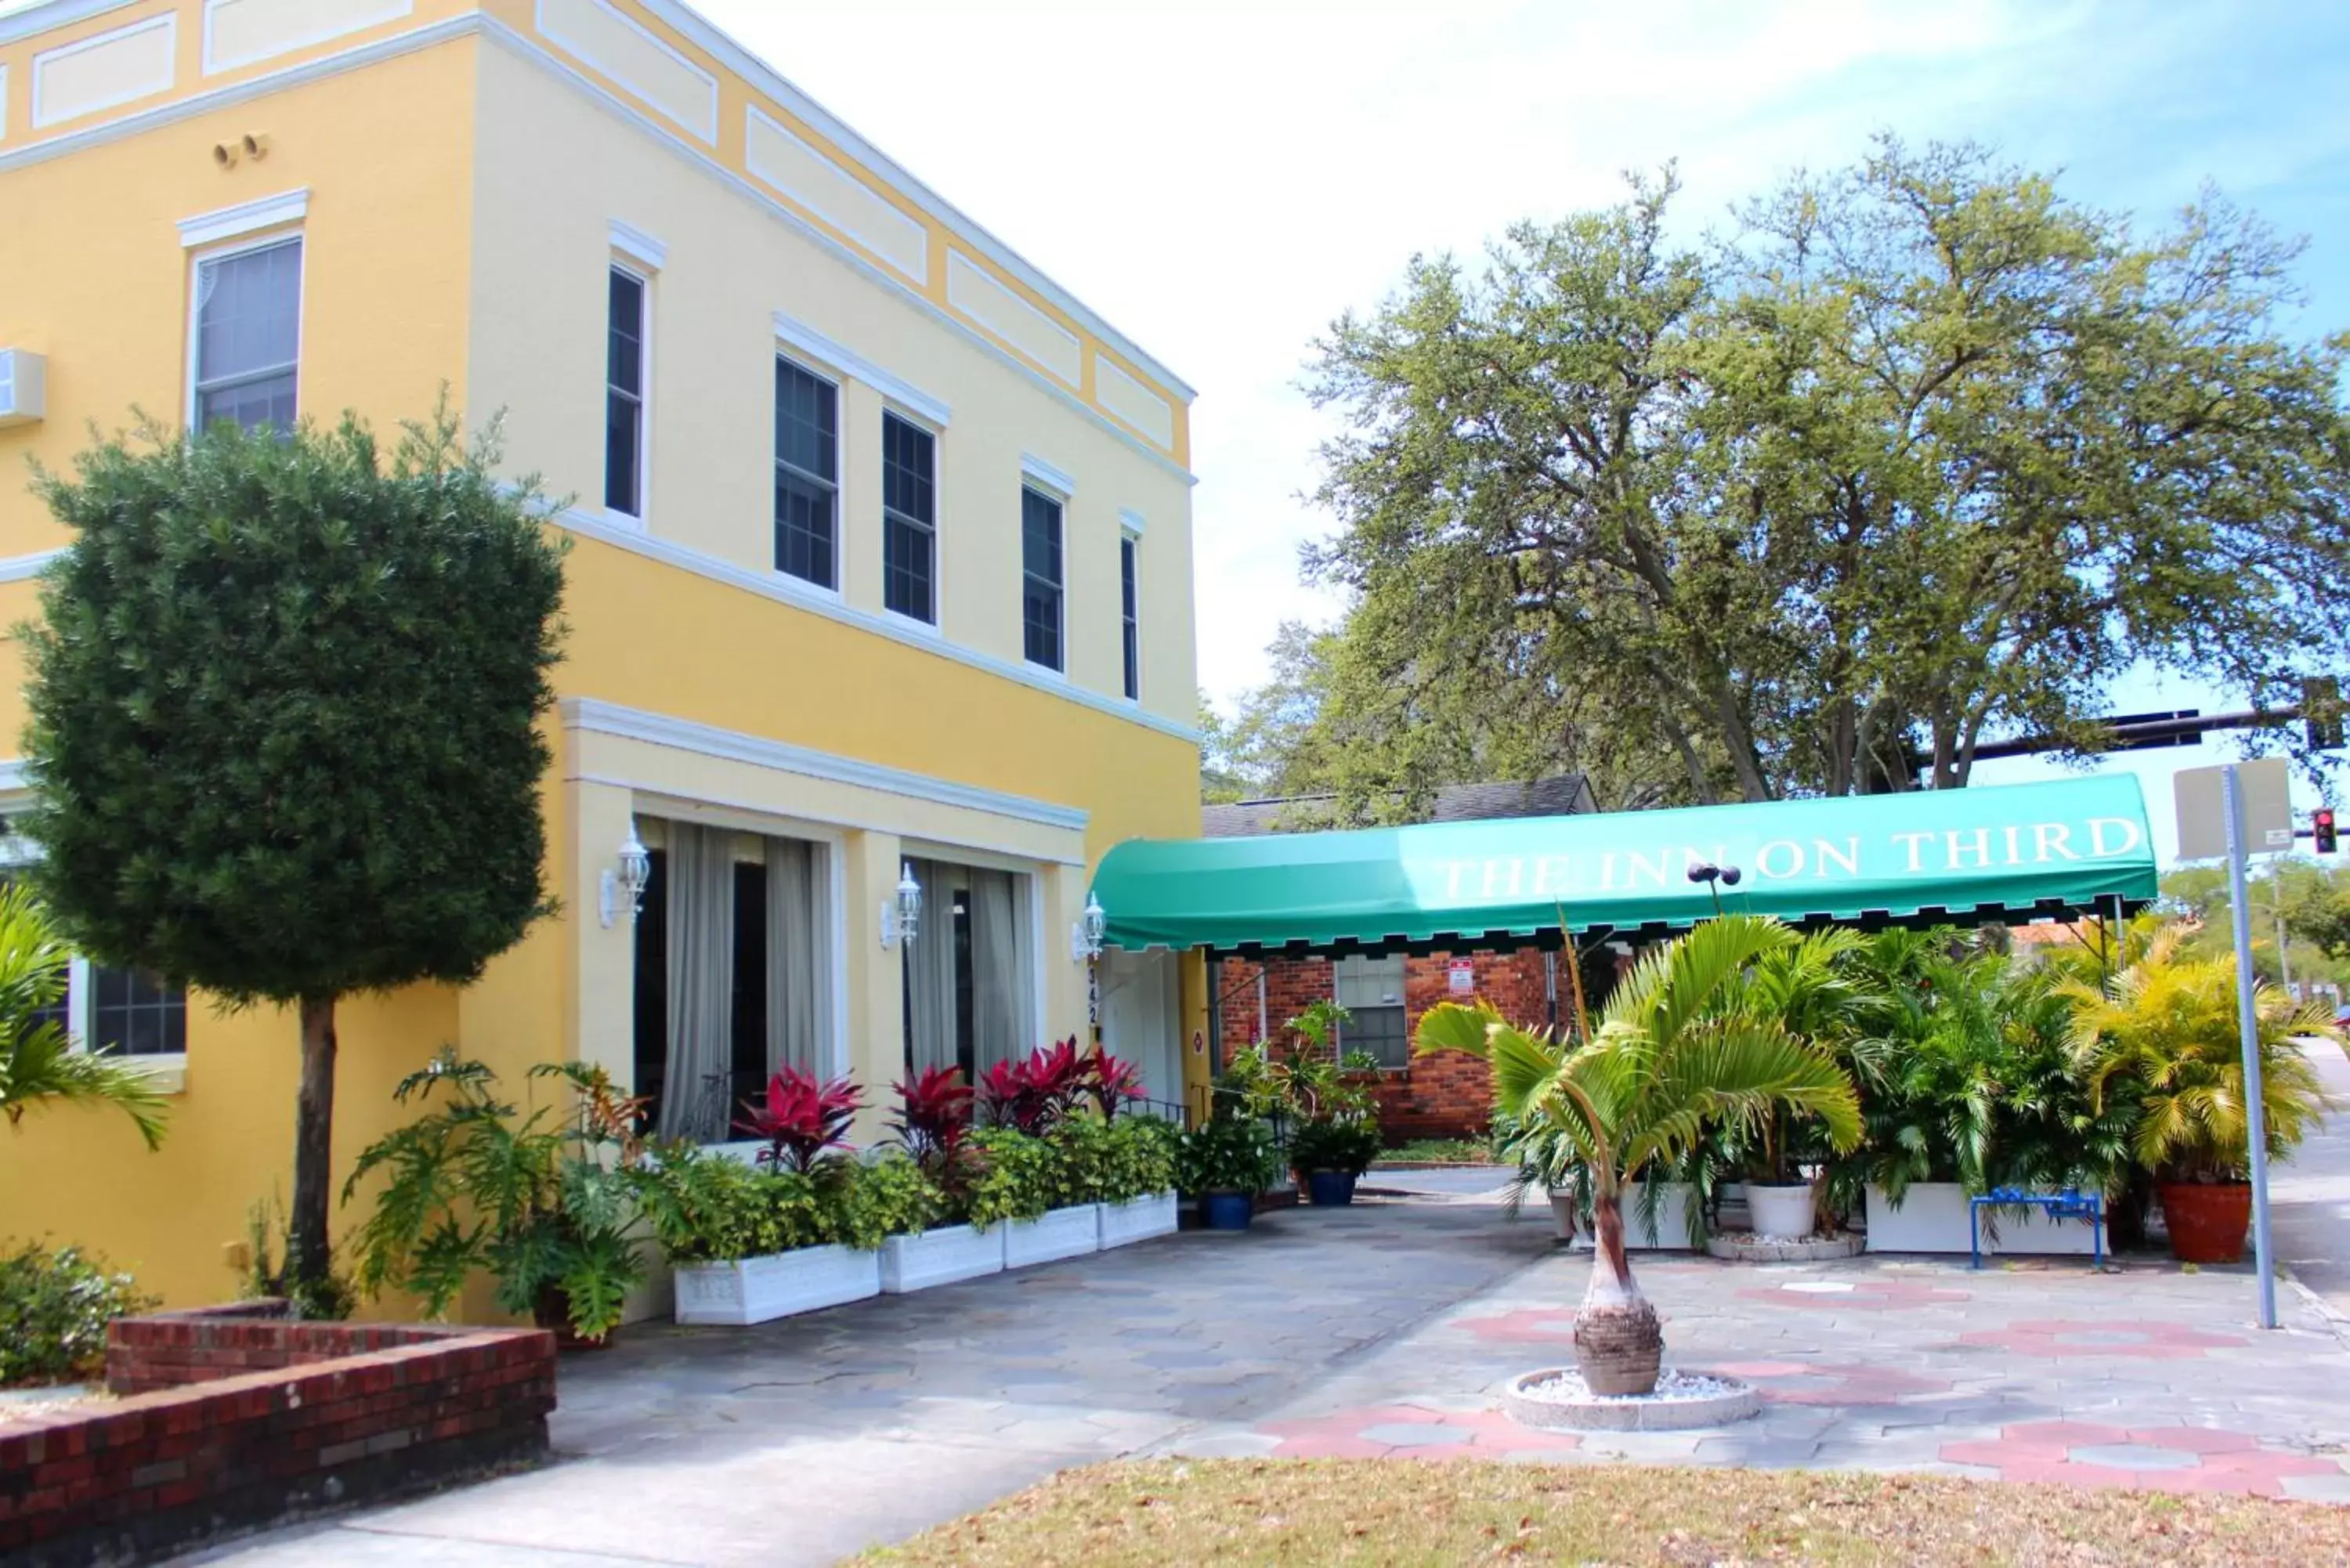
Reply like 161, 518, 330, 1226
1198, 775, 1596, 839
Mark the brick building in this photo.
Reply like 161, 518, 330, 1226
1204, 779, 1595, 1141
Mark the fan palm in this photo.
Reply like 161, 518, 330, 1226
0, 883, 166, 1150
1418, 914, 1860, 1394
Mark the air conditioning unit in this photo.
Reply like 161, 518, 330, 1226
0, 349, 45, 428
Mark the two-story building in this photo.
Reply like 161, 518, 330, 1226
0, 0, 1204, 1305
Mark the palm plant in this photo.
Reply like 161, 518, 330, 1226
2059, 923, 2338, 1183
1418, 914, 1860, 1395
0, 883, 166, 1151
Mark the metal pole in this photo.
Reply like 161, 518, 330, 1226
2222, 764, 2279, 1330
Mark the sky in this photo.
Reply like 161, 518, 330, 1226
662, 0, 2350, 866
11, 0, 2345, 862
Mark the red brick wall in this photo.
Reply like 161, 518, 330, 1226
0, 1304, 555, 1566
1214, 945, 1556, 1140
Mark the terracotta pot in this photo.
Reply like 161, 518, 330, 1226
1573, 1299, 1663, 1396
2159, 1180, 2251, 1264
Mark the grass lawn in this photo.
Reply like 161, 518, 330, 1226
1375, 1137, 1497, 1165
862, 1458, 2349, 1566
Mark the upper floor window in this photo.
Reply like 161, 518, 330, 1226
605, 266, 647, 518
1120, 533, 1141, 701
882, 413, 937, 623
1021, 487, 1064, 672
193, 237, 301, 435
773, 358, 838, 590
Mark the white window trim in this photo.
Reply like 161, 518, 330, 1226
0, 842, 186, 1089
878, 405, 942, 632
607, 216, 667, 272
178, 187, 309, 250
1117, 506, 1146, 537
604, 258, 653, 530
1019, 451, 1074, 498
185, 229, 306, 432
771, 311, 951, 428
771, 350, 845, 598
1119, 526, 1141, 706
1019, 483, 1067, 679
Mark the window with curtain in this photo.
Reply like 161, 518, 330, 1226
902, 859, 1033, 1084
1120, 533, 1141, 701
774, 358, 838, 589
882, 412, 936, 623
1021, 487, 1064, 671
193, 237, 301, 434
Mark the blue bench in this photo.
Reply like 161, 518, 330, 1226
1969, 1187, 2104, 1269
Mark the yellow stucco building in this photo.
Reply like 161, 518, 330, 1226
0, 0, 1205, 1309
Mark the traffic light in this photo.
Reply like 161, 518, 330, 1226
2316, 808, 2338, 854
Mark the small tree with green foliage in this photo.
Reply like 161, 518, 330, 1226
20, 409, 566, 1299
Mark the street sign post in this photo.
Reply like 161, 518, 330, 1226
2175, 760, 2286, 1329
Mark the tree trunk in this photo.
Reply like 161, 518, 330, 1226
1575, 1185, 1663, 1395
289, 993, 339, 1303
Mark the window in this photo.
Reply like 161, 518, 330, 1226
1120, 533, 1141, 701
773, 358, 838, 588
193, 237, 301, 434
605, 266, 646, 517
0, 872, 185, 1058
1334, 954, 1408, 1069
1021, 486, 1064, 672
882, 413, 936, 622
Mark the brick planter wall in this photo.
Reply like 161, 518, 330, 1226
0, 1302, 555, 1566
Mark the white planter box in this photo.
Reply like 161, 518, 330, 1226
1864, 1183, 2099, 1255
1097, 1191, 1178, 1248
1003, 1204, 1103, 1268
1562, 1182, 1701, 1251
879, 1223, 1005, 1293
673, 1244, 881, 1325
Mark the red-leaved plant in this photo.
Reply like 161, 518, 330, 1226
978, 1039, 1144, 1130
890, 1065, 975, 1186
734, 1068, 862, 1173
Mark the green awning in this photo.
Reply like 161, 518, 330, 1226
1097, 774, 2157, 953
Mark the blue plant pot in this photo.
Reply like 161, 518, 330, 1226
1307, 1170, 1358, 1207
1200, 1191, 1256, 1230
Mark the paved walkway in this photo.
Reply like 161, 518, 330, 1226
2271, 1039, 2350, 1319
181, 1072, 2350, 1566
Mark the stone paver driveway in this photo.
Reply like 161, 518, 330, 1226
186, 1189, 2350, 1566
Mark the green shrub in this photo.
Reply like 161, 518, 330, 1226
1177, 1117, 1278, 1197
1054, 1115, 1180, 1204
0, 1241, 157, 1386
1289, 1115, 1383, 1176
837, 1154, 944, 1248
965, 1127, 1062, 1225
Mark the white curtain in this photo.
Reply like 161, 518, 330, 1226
764, 836, 826, 1077
971, 869, 1032, 1075
660, 822, 736, 1142
903, 858, 959, 1075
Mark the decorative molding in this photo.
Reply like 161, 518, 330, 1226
477, 19, 1197, 488
563, 697, 1092, 835
177, 186, 309, 248
771, 312, 952, 428
534, 0, 717, 146
1021, 453, 1076, 497
0, 14, 479, 174
203, 0, 414, 76
745, 106, 928, 286
609, 0, 1193, 401
1094, 353, 1177, 449
0, 64, 10, 145
31, 9, 175, 128
947, 250, 1082, 386
1118, 507, 1147, 537
0, 547, 66, 583
606, 216, 667, 270
1, 0, 139, 50
552, 504, 1202, 745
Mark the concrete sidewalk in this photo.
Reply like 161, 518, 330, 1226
2270, 1038, 2350, 1321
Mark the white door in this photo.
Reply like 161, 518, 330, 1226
1101, 948, 1180, 1113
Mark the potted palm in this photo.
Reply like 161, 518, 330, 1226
2062, 924, 2340, 1263
1418, 914, 1860, 1395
